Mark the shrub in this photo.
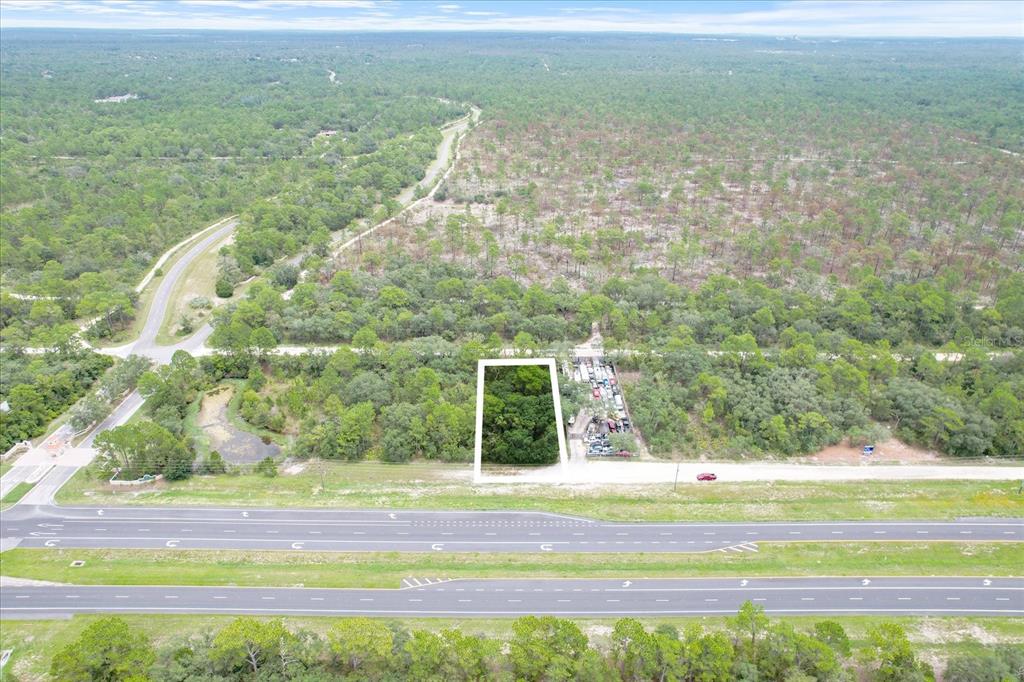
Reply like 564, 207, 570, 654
255, 456, 278, 477
215, 278, 234, 299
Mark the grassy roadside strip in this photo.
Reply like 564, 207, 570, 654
55, 466, 1024, 522
3, 614, 1020, 682
1, 481, 35, 505
3, 543, 1020, 589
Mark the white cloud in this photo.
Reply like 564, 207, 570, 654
178, 0, 382, 8
559, 6, 644, 14
2, 0, 1021, 37
1, 0, 65, 10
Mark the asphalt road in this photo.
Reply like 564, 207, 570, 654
2, 577, 1020, 618
3, 506, 1020, 553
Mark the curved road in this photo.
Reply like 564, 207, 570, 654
2, 578, 1020, 618
0, 100, 481, 507
2, 506, 1020, 553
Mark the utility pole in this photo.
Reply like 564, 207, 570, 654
673, 462, 680, 492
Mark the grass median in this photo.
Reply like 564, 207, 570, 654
2, 481, 35, 504
56, 462, 1024, 522
3, 542, 1020, 589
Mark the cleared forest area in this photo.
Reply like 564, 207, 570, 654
343, 37, 1021, 296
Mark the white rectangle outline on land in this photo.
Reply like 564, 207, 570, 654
474, 358, 568, 483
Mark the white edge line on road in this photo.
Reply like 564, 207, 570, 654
3, 607, 1021, 616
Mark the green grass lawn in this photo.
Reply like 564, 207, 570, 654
2, 543, 1020, 589
2, 612, 1021, 682
2, 481, 35, 504
56, 461, 1024, 522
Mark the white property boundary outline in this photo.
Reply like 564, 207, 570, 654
473, 358, 569, 483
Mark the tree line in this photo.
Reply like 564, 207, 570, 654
205, 255, 1023, 459
40, 603, 1022, 682
0, 348, 112, 451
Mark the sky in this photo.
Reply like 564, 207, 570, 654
1, 0, 1021, 37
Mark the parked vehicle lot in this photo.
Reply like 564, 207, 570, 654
572, 358, 636, 458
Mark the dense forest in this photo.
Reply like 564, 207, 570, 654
200, 256, 1024, 459
0, 31, 463, 346
41, 607, 1024, 682
482, 364, 560, 465
0, 349, 113, 449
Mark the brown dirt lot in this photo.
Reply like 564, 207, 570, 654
803, 438, 940, 465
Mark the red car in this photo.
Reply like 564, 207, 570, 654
696, 472, 717, 481
592, 388, 601, 399
615, 450, 632, 457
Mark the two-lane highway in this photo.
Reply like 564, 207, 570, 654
2, 577, 1020, 618
3, 506, 1020, 553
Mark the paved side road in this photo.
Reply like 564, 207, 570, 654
2, 507, 1020, 553
2, 577, 1020, 619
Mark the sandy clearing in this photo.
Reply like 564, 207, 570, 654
805, 438, 939, 465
